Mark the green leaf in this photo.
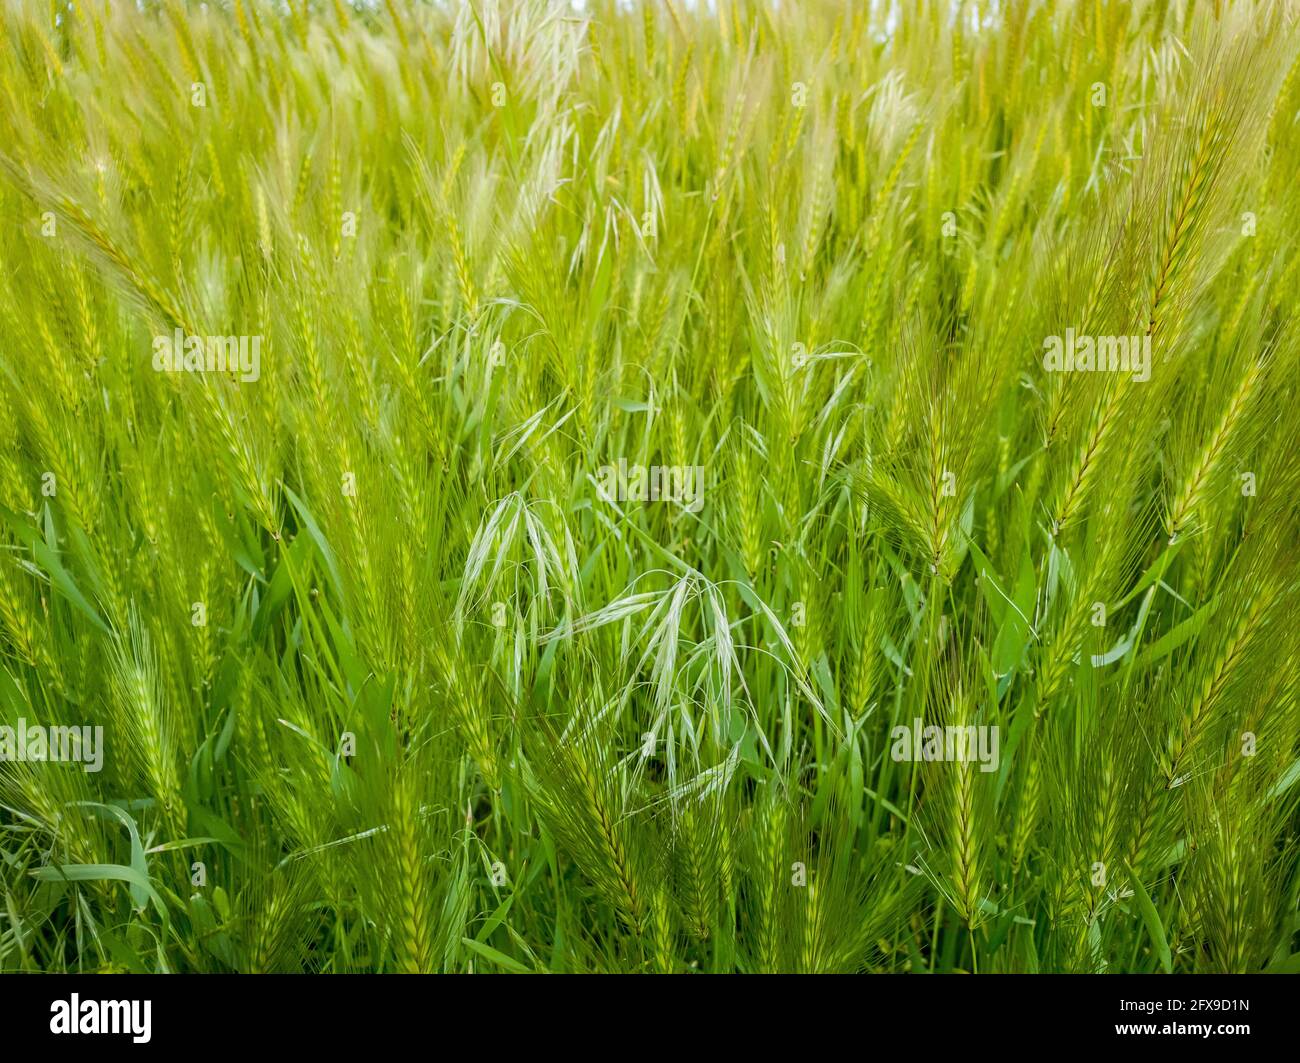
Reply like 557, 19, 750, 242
33, 862, 167, 920
461, 936, 533, 974
282, 484, 344, 600
1127, 866, 1172, 973
1, 505, 110, 634
1262, 952, 1300, 974
70, 802, 149, 910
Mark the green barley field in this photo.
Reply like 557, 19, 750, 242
1, 0, 1298, 975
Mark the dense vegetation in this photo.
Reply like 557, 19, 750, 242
1, 0, 1298, 974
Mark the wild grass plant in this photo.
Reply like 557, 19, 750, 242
0, 0, 1298, 975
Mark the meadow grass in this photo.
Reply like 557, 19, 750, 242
0, 0, 1298, 974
